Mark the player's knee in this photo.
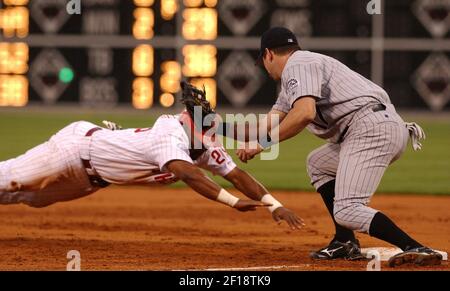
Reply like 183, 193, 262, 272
6, 180, 22, 192
0, 170, 24, 192
306, 151, 333, 189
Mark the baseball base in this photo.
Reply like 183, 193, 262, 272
361, 247, 448, 261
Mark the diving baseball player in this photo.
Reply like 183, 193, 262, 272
0, 82, 303, 230
231, 27, 441, 267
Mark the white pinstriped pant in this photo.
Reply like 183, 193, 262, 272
307, 106, 409, 233
0, 121, 100, 207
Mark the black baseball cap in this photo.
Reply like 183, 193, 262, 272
256, 27, 299, 65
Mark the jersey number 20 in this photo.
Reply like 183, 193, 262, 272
211, 149, 225, 165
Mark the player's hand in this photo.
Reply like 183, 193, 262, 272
272, 207, 305, 230
234, 199, 272, 212
236, 144, 263, 163
102, 120, 123, 131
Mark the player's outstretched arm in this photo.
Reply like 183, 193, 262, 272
165, 160, 271, 212
237, 97, 316, 163
220, 109, 287, 142
224, 167, 305, 230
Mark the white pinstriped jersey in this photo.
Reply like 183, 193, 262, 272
0, 118, 236, 207
89, 115, 236, 185
272, 50, 392, 143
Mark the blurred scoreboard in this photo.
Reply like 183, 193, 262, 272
1, 0, 219, 109
0, 0, 449, 110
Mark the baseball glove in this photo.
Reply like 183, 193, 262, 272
180, 81, 215, 122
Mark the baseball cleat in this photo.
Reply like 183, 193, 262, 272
310, 239, 365, 260
388, 247, 442, 267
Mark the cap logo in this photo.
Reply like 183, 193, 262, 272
288, 38, 293, 43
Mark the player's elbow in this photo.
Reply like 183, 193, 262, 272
293, 96, 316, 123
166, 160, 205, 183
302, 107, 316, 123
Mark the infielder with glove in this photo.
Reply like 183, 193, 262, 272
228, 27, 440, 267
0, 82, 303, 230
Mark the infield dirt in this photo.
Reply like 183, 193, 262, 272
0, 187, 448, 271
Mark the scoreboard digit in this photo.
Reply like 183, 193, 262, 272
0, 0, 28, 106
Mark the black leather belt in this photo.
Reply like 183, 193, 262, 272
81, 127, 110, 188
338, 126, 349, 144
372, 103, 386, 112
338, 104, 387, 143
